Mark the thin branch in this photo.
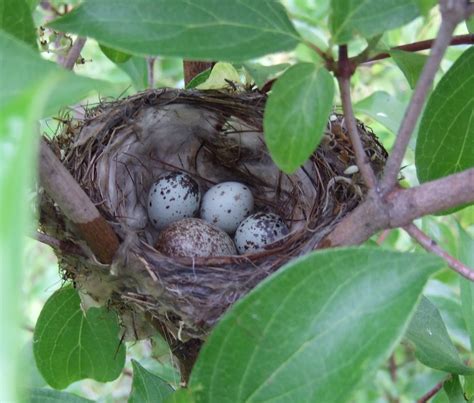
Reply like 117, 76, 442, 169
33, 231, 85, 257
380, 0, 469, 194
404, 223, 474, 281
61, 36, 86, 70
147, 57, 156, 89
363, 34, 474, 63
417, 379, 445, 403
337, 45, 377, 189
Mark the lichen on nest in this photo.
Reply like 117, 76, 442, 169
39, 88, 387, 341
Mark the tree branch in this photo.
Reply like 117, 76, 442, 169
147, 57, 156, 89
60, 36, 86, 70
363, 34, 474, 63
337, 45, 377, 189
404, 223, 474, 281
33, 231, 85, 257
323, 168, 474, 247
417, 379, 445, 403
380, 0, 469, 194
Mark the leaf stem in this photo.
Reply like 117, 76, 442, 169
61, 36, 86, 70
337, 45, 377, 189
417, 378, 447, 403
404, 223, 474, 281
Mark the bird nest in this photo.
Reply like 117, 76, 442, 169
39, 88, 387, 341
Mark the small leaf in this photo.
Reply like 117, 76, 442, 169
118, 56, 148, 91
48, 0, 300, 62
129, 360, 174, 403
416, 47, 474, 209
390, 49, 428, 89
33, 286, 126, 389
467, 17, 474, 34
0, 30, 112, 117
185, 68, 212, 89
196, 62, 241, 90
189, 247, 439, 402
0, 0, 37, 48
354, 91, 407, 135
444, 375, 465, 403
29, 388, 93, 403
242, 62, 289, 89
330, 0, 420, 44
99, 43, 132, 64
406, 296, 474, 374
458, 224, 474, 350
164, 389, 196, 403
263, 62, 334, 173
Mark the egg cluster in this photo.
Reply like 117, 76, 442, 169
147, 172, 289, 257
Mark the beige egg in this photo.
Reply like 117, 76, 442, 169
156, 218, 237, 257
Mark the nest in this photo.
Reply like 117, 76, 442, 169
39, 88, 387, 341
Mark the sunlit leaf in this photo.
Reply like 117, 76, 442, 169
49, 0, 300, 62
196, 62, 241, 90
264, 62, 334, 173
190, 248, 439, 402
33, 286, 126, 389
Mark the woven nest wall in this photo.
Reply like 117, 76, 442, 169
39, 89, 387, 341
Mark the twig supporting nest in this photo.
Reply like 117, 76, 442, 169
39, 88, 387, 340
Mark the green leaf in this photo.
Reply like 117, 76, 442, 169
416, 47, 474, 201
29, 388, 93, 403
444, 375, 465, 403
263, 63, 334, 173
48, 0, 300, 62
242, 62, 290, 89
406, 296, 474, 374
414, 0, 438, 16
195, 62, 241, 90
354, 91, 406, 135
329, 0, 420, 44
459, 225, 474, 350
390, 49, 428, 89
467, 17, 474, 34
0, 30, 112, 117
129, 360, 174, 403
185, 68, 212, 89
33, 286, 126, 389
99, 43, 132, 64
0, 0, 37, 48
189, 247, 439, 402
164, 389, 196, 403
118, 56, 149, 91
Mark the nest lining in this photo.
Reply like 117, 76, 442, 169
40, 88, 387, 340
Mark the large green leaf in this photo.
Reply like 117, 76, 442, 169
33, 286, 126, 389
129, 360, 174, 403
48, 0, 300, 62
0, 30, 112, 117
459, 225, 474, 350
416, 47, 474, 189
406, 296, 474, 375
29, 388, 93, 403
189, 247, 439, 402
329, 0, 420, 44
263, 62, 334, 173
390, 49, 428, 89
0, 0, 37, 48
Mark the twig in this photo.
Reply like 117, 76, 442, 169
404, 223, 474, 281
389, 354, 397, 382
380, 0, 469, 194
147, 57, 156, 89
363, 34, 474, 63
33, 231, 85, 257
337, 45, 377, 189
417, 379, 445, 403
61, 36, 86, 70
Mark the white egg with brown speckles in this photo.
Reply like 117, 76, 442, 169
156, 218, 237, 257
200, 181, 254, 233
147, 172, 200, 230
234, 212, 289, 254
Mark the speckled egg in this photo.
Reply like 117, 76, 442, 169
200, 181, 254, 233
147, 172, 200, 230
234, 212, 289, 254
156, 218, 237, 257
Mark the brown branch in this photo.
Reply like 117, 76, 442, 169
337, 45, 377, 189
364, 34, 474, 63
183, 61, 214, 86
61, 36, 86, 70
404, 223, 474, 281
147, 57, 156, 89
323, 168, 474, 247
381, 0, 469, 194
417, 379, 445, 403
39, 139, 120, 264
33, 231, 85, 257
